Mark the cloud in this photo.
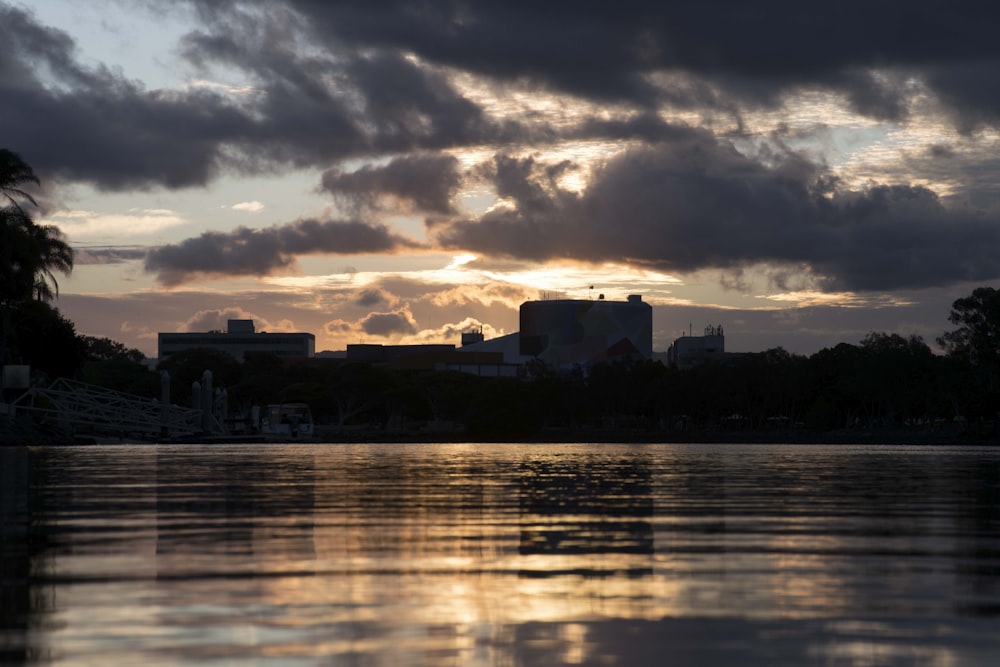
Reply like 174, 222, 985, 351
397, 317, 505, 345
434, 137, 1000, 291
231, 200, 264, 213
72, 246, 148, 265
54, 281, 523, 357
178, 306, 299, 333
41, 208, 188, 239
144, 217, 423, 286
427, 283, 533, 310
323, 306, 419, 338
0, 4, 502, 192
0, 5, 252, 190
323, 308, 503, 347
232, 2, 1000, 126
10, 0, 1000, 200
174, 9, 506, 164
354, 288, 395, 308
10, 0, 1000, 208
360, 309, 418, 336
119, 319, 157, 344
320, 154, 462, 215
182, 307, 257, 332
13, 0, 1000, 318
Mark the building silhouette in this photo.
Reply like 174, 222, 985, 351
667, 325, 726, 369
158, 319, 315, 362
156, 295, 654, 374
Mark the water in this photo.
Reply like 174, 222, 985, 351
2, 443, 1000, 666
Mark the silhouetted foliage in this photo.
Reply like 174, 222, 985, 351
156, 348, 243, 404
154, 294, 987, 440
81, 335, 146, 363
8, 301, 85, 380
936, 287, 1000, 431
80, 359, 160, 397
77, 337, 156, 395
1, 150, 75, 367
939, 287, 1000, 367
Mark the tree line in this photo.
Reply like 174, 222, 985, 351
117, 300, 1000, 440
4, 148, 1000, 440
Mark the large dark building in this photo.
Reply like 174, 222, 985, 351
518, 294, 653, 369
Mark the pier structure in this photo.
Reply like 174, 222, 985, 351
7, 377, 223, 440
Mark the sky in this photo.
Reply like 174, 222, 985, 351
6, 0, 1000, 358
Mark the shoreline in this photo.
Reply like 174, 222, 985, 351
5, 428, 995, 447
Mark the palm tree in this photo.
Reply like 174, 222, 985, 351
0, 152, 72, 304
27, 220, 74, 301
0, 150, 74, 366
0, 149, 40, 210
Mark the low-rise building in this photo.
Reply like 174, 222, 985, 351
158, 320, 315, 362
667, 325, 725, 369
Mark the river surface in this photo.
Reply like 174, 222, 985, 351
2, 443, 1000, 666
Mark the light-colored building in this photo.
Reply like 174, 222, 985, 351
158, 320, 315, 362
667, 325, 725, 369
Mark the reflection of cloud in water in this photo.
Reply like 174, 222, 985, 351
8, 444, 1000, 665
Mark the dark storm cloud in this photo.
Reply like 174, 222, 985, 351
435, 135, 1000, 292
320, 155, 462, 215
275, 1, 1000, 123
0, 3, 505, 190
283, 0, 663, 106
177, 10, 504, 163
343, 52, 492, 150
10, 0, 1000, 302
0, 5, 251, 190
11, 0, 1000, 195
144, 218, 421, 286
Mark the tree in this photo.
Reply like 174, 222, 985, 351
9, 301, 86, 379
858, 332, 936, 426
0, 148, 40, 210
157, 348, 243, 399
1, 150, 74, 366
938, 287, 1000, 389
81, 336, 146, 364
937, 287, 1000, 432
25, 220, 73, 301
0, 150, 73, 302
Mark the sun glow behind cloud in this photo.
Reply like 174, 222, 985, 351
760, 290, 915, 308
265, 254, 683, 301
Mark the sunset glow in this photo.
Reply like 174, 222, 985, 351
7, 1, 1000, 357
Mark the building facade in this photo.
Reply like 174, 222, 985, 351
158, 320, 315, 361
667, 325, 725, 369
519, 295, 653, 370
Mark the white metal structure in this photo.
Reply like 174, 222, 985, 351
10, 377, 217, 439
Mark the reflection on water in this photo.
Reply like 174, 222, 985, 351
2, 443, 1000, 665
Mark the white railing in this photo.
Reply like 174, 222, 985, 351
10, 377, 221, 439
